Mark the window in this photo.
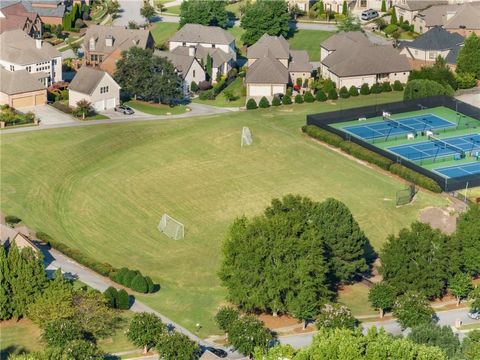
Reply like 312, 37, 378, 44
100, 86, 109, 94
27, 66, 31, 72
10, 65, 14, 71
182, 42, 186, 46
193, 70, 196, 77
429, 51, 436, 59
212, 44, 216, 48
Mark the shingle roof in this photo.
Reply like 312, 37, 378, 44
154, 50, 195, 79
68, 67, 110, 95
247, 33, 290, 59
444, 3, 480, 29
172, 45, 234, 67
397, 0, 447, 11
406, 26, 463, 50
288, 50, 312, 72
0, 29, 60, 64
21, 0, 65, 17
170, 24, 234, 45
84, 25, 152, 54
0, 1, 40, 34
199, 351, 222, 360
246, 50, 289, 84
320, 31, 370, 51
417, 3, 480, 28
0, 67, 45, 94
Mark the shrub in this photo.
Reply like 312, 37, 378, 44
382, 82, 392, 92
123, 270, 138, 287
115, 267, 129, 285
296, 78, 303, 86
304, 91, 315, 103
190, 81, 199, 93
294, 94, 304, 104
316, 304, 357, 330
198, 81, 212, 91
370, 83, 383, 94
389, 164, 442, 192
74, 18, 84, 28
456, 73, 477, 89
286, 87, 293, 97
322, 79, 336, 93
348, 86, 359, 96
339, 141, 393, 170
258, 97, 270, 108
272, 96, 281, 106
5, 215, 21, 225
198, 89, 215, 100
316, 90, 327, 102
302, 125, 344, 148
339, 86, 350, 98
393, 80, 404, 91
131, 274, 148, 293
282, 95, 292, 105
246, 98, 258, 110
104, 286, 118, 308
117, 289, 130, 310
213, 79, 227, 96
360, 83, 370, 95
328, 88, 338, 100
404, 79, 450, 100
384, 24, 398, 35
214, 307, 239, 332
145, 276, 155, 293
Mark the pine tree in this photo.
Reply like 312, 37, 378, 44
390, 7, 398, 24
342, 0, 348, 15
381, 0, 387, 12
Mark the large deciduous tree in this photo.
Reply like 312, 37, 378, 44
228, 316, 272, 356
368, 282, 396, 318
179, 0, 228, 28
456, 33, 480, 79
408, 323, 461, 359
449, 273, 473, 306
240, 0, 290, 46
393, 291, 434, 329
127, 312, 166, 354
140, 2, 156, 24
455, 205, 480, 276
156, 332, 201, 360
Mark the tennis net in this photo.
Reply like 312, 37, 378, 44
384, 116, 417, 134
428, 135, 465, 155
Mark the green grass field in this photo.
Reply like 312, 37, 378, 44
288, 29, 333, 61
125, 100, 187, 115
0, 92, 448, 337
150, 22, 179, 47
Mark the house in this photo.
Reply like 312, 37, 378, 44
288, 0, 311, 12
83, 25, 154, 75
394, 0, 448, 24
169, 24, 236, 61
0, 67, 47, 107
68, 66, 121, 112
199, 351, 222, 360
399, 26, 464, 69
21, 0, 67, 25
0, 223, 38, 253
0, 1, 43, 38
0, 29, 62, 86
154, 49, 205, 94
245, 34, 312, 99
320, 32, 411, 88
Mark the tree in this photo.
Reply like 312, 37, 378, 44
246, 98, 257, 110
393, 291, 434, 329
348, 86, 359, 96
240, 0, 290, 45
341, 0, 348, 15
61, 339, 104, 360
408, 323, 461, 358
470, 285, 480, 312
128, 312, 166, 354
404, 79, 452, 100
271, 96, 281, 106
316, 303, 357, 330
462, 330, 480, 360
360, 83, 370, 95
128, 21, 140, 29
179, 0, 228, 29
337, 12, 361, 32
131, 274, 148, 293
304, 91, 315, 103
106, 0, 120, 18
117, 289, 130, 310
456, 33, 480, 79
381, 0, 387, 12
368, 283, 396, 318
316, 90, 327, 101
449, 273, 473, 306
408, 56, 458, 90
0, 246, 13, 319
104, 286, 118, 308
42, 319, 83, 348
380, 222, 456, 298
214, 307, 239, 332
282, 95, 292, 105
259, 96, 270, 108
140, 2, 156, 24
455, 205, 480, 276
328, 88, 338, 100
74, 99, 92, 120
228, 316, 272, 356
390, 7, 398, 24
156, 332, 201, 360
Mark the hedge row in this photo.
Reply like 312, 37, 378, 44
104, 286, 130, 309
36, 232, 158, 293
302, 125, 442, 193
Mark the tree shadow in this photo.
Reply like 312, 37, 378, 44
0, 345, 28, 359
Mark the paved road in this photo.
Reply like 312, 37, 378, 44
114, 0, 145, 26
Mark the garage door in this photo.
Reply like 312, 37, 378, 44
93, 100, 105, 112
249, 85, 271, 97
12, 96, 35, 108
105, 98, 116, 109
35, 93, 46, 105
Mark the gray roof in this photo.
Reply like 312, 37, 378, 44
199, 351, 222, 360
0, 29, 60, 65
444, 3, 480, 29
84, 25, 152, 54
21, 0, 66, 17
417, 3, 480, 28
246, 50, 289, 84
0, 67, 45, 94
288, 50, 312, 72
172, 45, 233, 67
170, 24, 234, 45
444, 44, 461, 65
69, 67, 111, 95
406, 26, 463, 50
154, 50, 195, 79
247, 33, 290, 59
320, 31, 370, 51
396, 0, 447, 11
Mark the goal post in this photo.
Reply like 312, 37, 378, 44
241, 127, 252, 147
158, 214, 184, 240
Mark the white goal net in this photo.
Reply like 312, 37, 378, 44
241, 127, 253, 147
158, 214, 184, 240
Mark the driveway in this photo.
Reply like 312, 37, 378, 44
114, 0, 145, 26
456, 89, 480, 108
21, 104, 76, 126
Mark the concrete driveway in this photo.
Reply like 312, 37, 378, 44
114, 0, 145, 26
21, 104, 76, 126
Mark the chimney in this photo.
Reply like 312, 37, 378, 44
188, 46, 195, 57
35, 39, 42, 49
105, 35, 113, 47
89, 37, 95, 51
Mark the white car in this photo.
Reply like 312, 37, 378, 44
361, 9, 379, 20
468, 311, 480, 320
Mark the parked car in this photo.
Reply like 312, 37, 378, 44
361, 9, 379, 20
468, 311, 480, 320
201, 347, 227, 358
114, 105, 134, 115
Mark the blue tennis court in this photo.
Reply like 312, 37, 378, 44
387, 134, 480, 161
343, 114, 456, 140
434, 162, 480, 178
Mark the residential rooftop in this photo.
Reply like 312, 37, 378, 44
0, 29, 60, 64
170, 23, 235, 45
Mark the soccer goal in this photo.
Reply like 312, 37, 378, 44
158, 214, 184, 240
241, 127, 253, 147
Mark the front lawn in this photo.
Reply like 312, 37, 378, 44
288, 29, 333, 61
151, 22, 179, 47
86, 114, 110, 120
163, 5, 181, 15
193, 77, 245, 107
125, 100, 187, 115
0, 319, 43, 357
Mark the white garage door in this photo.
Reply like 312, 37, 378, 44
272, 85, 285, 94
105, 98, 116, 109
93, 100, 105, 112
249, 85, 271, 97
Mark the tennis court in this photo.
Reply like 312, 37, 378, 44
434, 162, 480, 178
343, 114, 456, 140
387, 134, 480, 161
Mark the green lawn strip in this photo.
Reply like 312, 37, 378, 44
337, 283, 377, 317
162, 5, 180, 15
98, 311, 137, 354
192, 77, 245, 107
151, 22, 179, 47
287, 29, 333, 61
0, 319, 43, 356
459, 322, 480, 331
0, 91, 448, 337
227, 26, 245, 49
86, 114, 110, 120
125, 100, 187, 115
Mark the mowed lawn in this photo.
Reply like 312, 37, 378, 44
288, 29, 333, 61
0, 93, 447, 337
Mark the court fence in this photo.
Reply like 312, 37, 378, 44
306, 96, 480, 192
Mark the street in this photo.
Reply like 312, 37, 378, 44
114, 0, 146, 26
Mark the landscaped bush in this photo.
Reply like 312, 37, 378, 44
382, 82, 392, 92
286, 87, 293, 97
404, 79, 451, 100
123, 270, 138, 287
370, 83, 383, 94
114, 267, 129, 284
316, 90, 327, 102
360, 83, 370, 95
294, 94, 304, 104
339, 86, 350, 98
390, 164, 442, 193
131, 273, 149, 293
0, 107, 36, 126
328, 88, 338, 100
246, 98, 258, 110
393, 80, 404, 91
258, 96, 270, 108
190, 81, 199, 93
339, 141, 393, 170
349, 86, 359, 96
213, 79, 227, 96
145, 276, 155, 293
5, 215, 21, 225
384, 24, 398, 35
282, 95, 292, 105
117, 289, 130, 310
104, 286, 118, 308
272, 96, 281, 106
456, 73, 477, 89
302, 125, 344, 148
198, 81, 212, 91
304, 91, 315, 103
198, 89, 215, 100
